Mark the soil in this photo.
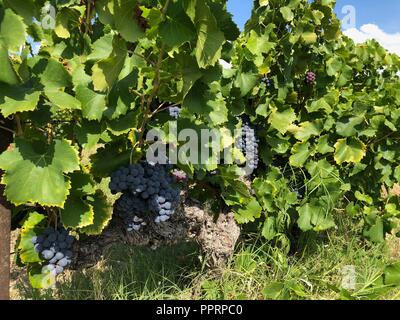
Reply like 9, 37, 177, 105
73, 191, 241, 269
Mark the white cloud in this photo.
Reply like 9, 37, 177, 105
344, 24, 400, 56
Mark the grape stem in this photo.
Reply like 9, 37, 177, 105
14, 114, 23, 137
135, 0, 172, 149
151, 102, 180, 117
84, 0, 92, 34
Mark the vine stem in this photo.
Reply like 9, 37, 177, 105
137, 41, 166, 147
151, 102, 180, 117
15, 114, 23, 137
84, 0, 92, 34
0, 125, 15, 135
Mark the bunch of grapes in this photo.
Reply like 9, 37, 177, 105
110, 162, 181, 231
305, 71, 316, 85
169, 106, 181, 119
236, 122, 259, 172
261, 76, 273, 87
31, 227, 74, 276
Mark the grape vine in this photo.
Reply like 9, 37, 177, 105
0, 0, 399, 291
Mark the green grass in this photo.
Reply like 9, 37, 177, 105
13, 214, 400, 300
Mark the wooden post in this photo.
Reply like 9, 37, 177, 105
0, 117, 13, 300
0, 197, 11, 300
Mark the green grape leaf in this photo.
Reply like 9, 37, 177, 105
289, 142, 310, 167
297, 201, 335, 232
3, 0, 37, 23
234, 198, 262, 224
301, 32, 317, 44
61, 196, 94, 229
18, 212, 45, 263
75, 120, 105, 150
280, 6, 294, 22
0, 86, 41, 117
54, 7, 82, 39
384, 262, 400, 286
289, 120, 323, 141
316, 135, 334, 154
0, 139, 79, 207
355, 191, 373, 205
92, 37, 127, 92
234, 71, 259, 97
306, 97, 332, 114
334, 138, 366, 164
363, 216, 384, 243
28, 265, 56, 289
0, 42, 20, 85
114, 0, 144, 42
107, 111, 139, 136
79, 191, 114, 235
45, 90, 81, 110
41, 58, 72, 90
90, 143, 131, 177
60, 172, 96, 229
95, 0, 115, 25
186, 0, 225, 68
87, 33, 114, 61
268, 108, 296, 134
0, 8, 27, 51
336, 116, 364, 137
75, 85, 107, 121
159, 14, 195, 48
262, 217, 276, 241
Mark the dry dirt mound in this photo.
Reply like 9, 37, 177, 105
73, 193, 240, 269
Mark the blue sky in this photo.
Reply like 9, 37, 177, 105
227, 0, 400, 33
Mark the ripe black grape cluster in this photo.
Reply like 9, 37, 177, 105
169, 106, 181, 119
31, 227, 74, 276
305, 71, 316, 85
237, 122, 259, 172
110, 162, 181, 230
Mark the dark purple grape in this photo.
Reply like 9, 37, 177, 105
47, 233, 57, 242
55, 265, 64, 274
55, 252, 64, 260
43, 240, 51, 247
41, 250, 54, 260
65, 235, 74, 245
49, 257, 58, 264
37, 235, 45, 243
57, 257, 69, 267
58, 242, 67, 249
34, 243, 42, 252
305, 71, 316, 85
